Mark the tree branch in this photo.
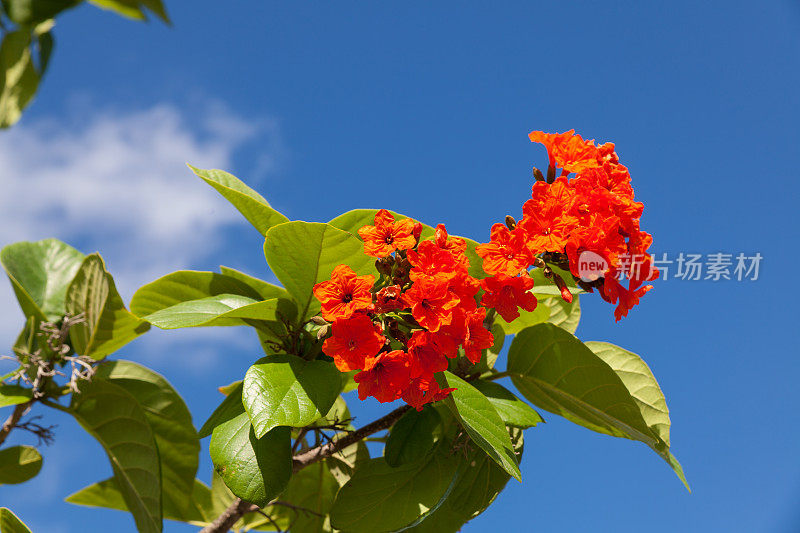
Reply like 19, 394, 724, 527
0, 400, 33, 446
200, 404, 411, 532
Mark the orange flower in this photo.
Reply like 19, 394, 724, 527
357, 209, 417, 257
462, 307, 494, 363
402, 377, 455, 411
481, 273, 538, 323
434, 224, 469, 268
529, 129, 601, 174
355, 350, 412, 403
313, 264, 374, 321
407, 330, 449, 377
407, 240, 458, 281
402, 276, 460, 332
475, 223, 531, 276
322, 314, 385, 372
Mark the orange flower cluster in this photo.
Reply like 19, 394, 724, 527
313, 210, 495, 410
477, 129, 657, 320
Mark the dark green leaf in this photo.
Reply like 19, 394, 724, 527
439, 372, 521, 481
0, 507, 31, 533
1, 0, 80, 25
189, 165, 289, 237
0, 446, 42, 484
0, 239, 84, 320
65, 253, 150, 358
70, 378, 162, 533
263, 221, 375, 320
329, 443, 459, 532
209, 413, 292, 507
471, 380, 543, 429
384, 407, 441, 467
95, 360, 200, 516
243, 354, 341, 438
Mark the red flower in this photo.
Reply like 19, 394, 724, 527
407, 330, 449, 377
402, 276, 460, 332
402, 377, 456, 411
407, 240, 458, 281
434, 224, 469, 269
372, 284, 405, 313
476, 223, 531, 276
529, 129, 601, 174
313, 265, 374, 321
355, 350, 412, 403
358, 209, 417, 257
481, 273, 538, 323
322, 314, 385, 372
462, 308, 494, 363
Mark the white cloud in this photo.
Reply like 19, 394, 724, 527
0, 101, 281, 351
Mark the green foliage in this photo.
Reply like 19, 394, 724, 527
65, 253, 149, 358
263, 221, 375, 320
282, 461, 339, 532
471, 380, 543, 429
143, 295, 291, 329
189, 165, 289, 236
87, 0, 169, 22
1, 0, 80, 25
198, 381, 244, 438
408, 427, 524, 533
507, 323, 688, 489
208, 413, 292, 507
94, 360, 200, 517
440, 372, 521, 481
0, 238, 85, 321
0, 445, 42, 484
243, 354, 341, 438
384, 406, 441, 467
70, 378, 162, 533
329, 442, 460, 532
0, 508, 31, 533
0, 384, 31, 407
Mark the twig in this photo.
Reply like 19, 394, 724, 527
0, 400, 33, 446
199, 498, 259, 533
253, 509, 283, 532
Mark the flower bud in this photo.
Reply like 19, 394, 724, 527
413, 222, 423, 243
310, 316, 329, 326
504, 215, 517, 230
316, 324, 330, 339
533, 167, 545, 182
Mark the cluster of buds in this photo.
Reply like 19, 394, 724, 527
313, 210, 505, 410
477, 129, 658, 320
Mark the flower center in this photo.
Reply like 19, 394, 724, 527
342, 293, 353, 303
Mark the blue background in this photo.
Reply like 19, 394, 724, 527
1, 1, 798, 531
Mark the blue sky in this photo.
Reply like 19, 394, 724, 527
1, 1, 799, 531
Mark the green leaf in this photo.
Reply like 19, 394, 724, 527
264, 221, 376, 320
143, 295, 294, 330
65, 254, 150, 358
199, 382, 245, 438
407, 427, 524, 533
70, 378, 162, 533
329, 443, 459, 532
0, 446, 42, 484
95, 360, 200, 516
384, 407, 441, 467
219, 266, 289, 300
0, 239, 85, 321
496, 302, 550, 335
326, 439, 370, 488
66, 478, 211, 524
282, 461, 339, 532
1, 0, 80, 25
209, 413, 292, 507
542, 294, 581, 334
471, 380, 543, 429
311, 395, 351, 429
439, 372, 521, 481
0, 30, 39, 129
130, 270, 263, 317
584, 341, 689, 490
507, 324, 688, 489
189, 165, 289, 237
243, 354, 341, 438
0, 384, 32, 408
0, 507, 31, 533
87, 0, 145, 20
